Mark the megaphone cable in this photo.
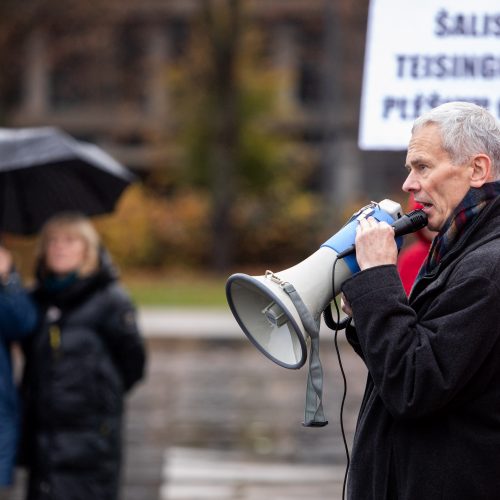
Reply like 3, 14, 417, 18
323, 255, 350, 500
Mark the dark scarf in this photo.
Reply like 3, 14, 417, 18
42, 272, 78, 294
417, 181, 500, 279
33, 248, 118, 311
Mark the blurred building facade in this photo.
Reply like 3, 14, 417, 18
3, 0, 405, 202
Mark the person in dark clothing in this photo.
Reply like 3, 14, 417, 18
341, 102, 500, 500
21, 213, 146, 500
0, 247, 37, 499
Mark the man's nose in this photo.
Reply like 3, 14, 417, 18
402, 171, 419, 193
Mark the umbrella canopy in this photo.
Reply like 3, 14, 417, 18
0, 126, 136, 235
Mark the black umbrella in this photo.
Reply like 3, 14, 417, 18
0, 126, 136, 235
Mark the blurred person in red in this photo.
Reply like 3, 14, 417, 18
396, 196, 437, 295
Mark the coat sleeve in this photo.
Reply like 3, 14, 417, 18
99, 285, 147, 391
0, 271, 37, 340
341, 261, 500, 420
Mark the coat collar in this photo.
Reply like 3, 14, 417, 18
409, 195, 500, 304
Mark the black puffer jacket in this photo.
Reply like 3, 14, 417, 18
342, 197, 500, 500
21, 251, 146, 500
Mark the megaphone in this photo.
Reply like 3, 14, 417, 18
226, 199, 427, 369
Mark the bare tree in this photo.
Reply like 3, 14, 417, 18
200, 0, 242, 272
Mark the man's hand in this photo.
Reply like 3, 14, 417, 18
0, 247, 13, 278
354, 216, 398, 271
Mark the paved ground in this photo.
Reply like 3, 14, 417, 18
11, 308, 368, 500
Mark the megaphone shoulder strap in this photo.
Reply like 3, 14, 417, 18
282, 283, 328, 427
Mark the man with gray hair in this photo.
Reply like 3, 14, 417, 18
341, 101, 500, 499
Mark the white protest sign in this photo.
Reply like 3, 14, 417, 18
359, 0, 500, 150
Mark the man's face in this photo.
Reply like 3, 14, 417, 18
403, 124, 472, 232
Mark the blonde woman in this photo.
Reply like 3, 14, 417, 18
20, 213, 146, 500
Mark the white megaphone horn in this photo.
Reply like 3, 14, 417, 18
226, 199, 427, 370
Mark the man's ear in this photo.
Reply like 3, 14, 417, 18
470, 154, 492, 187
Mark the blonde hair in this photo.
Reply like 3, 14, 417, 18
37, 212, 100, 278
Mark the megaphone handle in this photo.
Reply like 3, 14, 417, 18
324, 305, 352, 331
282, 283, 328, 427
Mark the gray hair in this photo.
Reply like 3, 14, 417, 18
412, 101, 500, 179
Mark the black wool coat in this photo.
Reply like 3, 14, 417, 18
341, 197, 500, 500
20, 253, 146, 500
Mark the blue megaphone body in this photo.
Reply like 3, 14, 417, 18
322, 200, 405, 273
